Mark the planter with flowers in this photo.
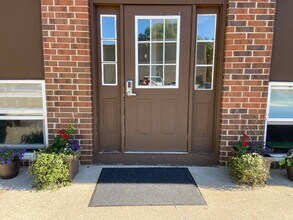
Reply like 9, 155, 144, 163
0, 147, 26, 179
44, 122, 81, 180
229, 133, 273, 186
279, 150, 293, 181
30, 122, 81, 190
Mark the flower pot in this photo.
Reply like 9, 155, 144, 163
63, 154, 80, 180
0, 161, 20, 179
286, 166, 293, 181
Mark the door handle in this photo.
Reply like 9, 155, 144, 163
126, 80, 136, 97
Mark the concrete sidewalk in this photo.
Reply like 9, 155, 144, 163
0, 166, 292, 220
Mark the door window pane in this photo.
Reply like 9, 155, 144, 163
151, 43, 163, 64
196, 42, 214, 65
102, 41, 116, 62
165, 43, 177, 64
150, 69, 163, 86
138, 43, 150, 64
138, 66, 150, 86
194, 14, 217, 90
103, 64, 117, 85
164, 66, 176, 86
194, 66, 213, 89
100, 15, 118, 86
137, 19, 150, 41
151, 19, 164, 41
197, 15, 216, 41
269, 89, 293, 118
101, 16, 116, 39
136, 16, 180, 88
165, 19, 177, 41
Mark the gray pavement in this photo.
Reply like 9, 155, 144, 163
0, 165, 292, 220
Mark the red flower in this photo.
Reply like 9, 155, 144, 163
62, 133, 68, 140
243, 133, 248, 138
57, 129, 65, 135
242, 141, 248, 147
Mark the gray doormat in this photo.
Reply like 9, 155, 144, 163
89, 168, 206, 206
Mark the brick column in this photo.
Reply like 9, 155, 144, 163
41, 0, 93, 164
219, 0, 276, 165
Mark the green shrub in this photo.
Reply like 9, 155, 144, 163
29, 152, 71, 190
229, 153, 270, 186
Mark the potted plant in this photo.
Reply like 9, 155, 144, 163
0, 147, 26, 179
40, 122, 81, 180
279, 150, 293, 181
233, 133, 274, 169
229, 133, 273, 186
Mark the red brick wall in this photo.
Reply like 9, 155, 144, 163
219, 0, 276, 165
41, 0, 93, 164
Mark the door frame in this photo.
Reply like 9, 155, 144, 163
90, 0, 226, 165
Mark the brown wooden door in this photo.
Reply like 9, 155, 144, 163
124, 5, 192, 152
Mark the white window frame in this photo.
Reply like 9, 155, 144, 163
135, 15, 181, 89
194, 14, 217, 91
264, 81, 293, 143
100, 14, 118, 86
0, 80, 48, 149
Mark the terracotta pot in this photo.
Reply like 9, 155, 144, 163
286, 166, 293, 181
63, 153, 80, 180
0, 160, 20, 179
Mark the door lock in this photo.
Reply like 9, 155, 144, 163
126, 80, 136, 96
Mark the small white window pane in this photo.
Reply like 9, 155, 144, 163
164, 66, 176, 86
195, 66, 213, 89
151, 19, 164, 41
138, 43, 150, 64
269, 89, 293, 118
103, 64, 116, 85
151, 43, 163, 64
196, 42, 214, 65
102, 41, 116, 62
0, 120, 44, 144
138, 66, 150, 86
137, 19, 150, 41
101, 16, 116, 39
165, 19, 177, 41
197, 15, 216, 41
165, 43, 177, 64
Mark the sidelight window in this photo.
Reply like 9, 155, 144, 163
194, 14, 217, 90
135, 16, 180, 88
0, 81, 48, 149
100, 15, 117, 86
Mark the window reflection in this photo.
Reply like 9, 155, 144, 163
138, 19, 150, 41
197, 15, 216, 41
136, 16, 179, 88
101, 16, 116, 39
269, 89, 293, 118
0, 120, 44, 144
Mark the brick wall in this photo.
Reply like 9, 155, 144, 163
41, 0, 93, 164
219, 0, 276, 165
